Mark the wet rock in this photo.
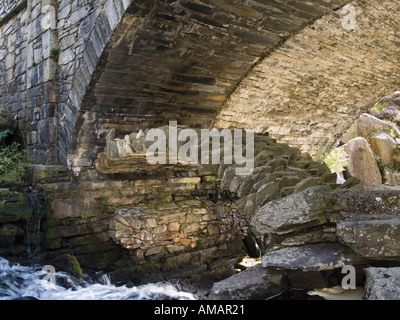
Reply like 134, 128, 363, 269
364, 267, 400, 300
337, 218, 400, 259
251, 186, 330, 236
0, 190, 33, 223
262, 243, 361, 271
343, 137, 382, 186
0, 223, 24, 237
48, 253, 84, 279
208, 264, 283, 300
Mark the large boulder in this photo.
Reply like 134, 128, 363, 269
262, 243, 362, 272
337, 218, 400, 259
369, 132, 397, 166
343, 137, 382, 187
365, 267, 400, 300
250, 186, 330, 236
208, 263, 283, 300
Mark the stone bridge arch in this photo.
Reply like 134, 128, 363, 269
66, 0, 400, 169
1, 0, 398, 167
67, 0, 364, 168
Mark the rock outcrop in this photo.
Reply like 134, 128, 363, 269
208, 263, 282, 300
338, 113, 400, 186
343, 137, 382, 186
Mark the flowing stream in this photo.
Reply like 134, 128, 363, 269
0, 256, 196, 300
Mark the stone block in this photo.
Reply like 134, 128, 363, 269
369, 132, 397, 166
343, 137, 382, 187
51, 200, 85, 220
251, 186, 329, 236
365, 267, 400, 300
262, 243, 361, 272
337, 218, 400, 259
209, 264, 283, 300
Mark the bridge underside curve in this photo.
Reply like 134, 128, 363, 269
67, 0, 399, 167
214, 0, 400, 159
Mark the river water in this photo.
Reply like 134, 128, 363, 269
0, 256, 196, 300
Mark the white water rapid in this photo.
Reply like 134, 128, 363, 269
0, 257, 196, 300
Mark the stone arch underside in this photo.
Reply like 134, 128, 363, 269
214, 0, 400, 160
66, 0, 400, 168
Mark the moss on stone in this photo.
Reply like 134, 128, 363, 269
50, 254, 83, 279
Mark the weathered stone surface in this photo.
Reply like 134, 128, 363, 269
0, 190, 33, 223
343, 137, 382, 187
209, 264, 282, 300
331, 187, 400, 217
28, 165, 70, 184
280, 227, 338, 247
51, 200, 89, 220
383, 168, 400, 186
294, 177, 323, 193
262, 243, 360, 272
214, 0, 400, 161
251, 186, 329, 236
46, 254, 83, 279
365, 267, 400, 300
337, 218, 400, 259
342, 114, 400, 144
369, 132, 397, 166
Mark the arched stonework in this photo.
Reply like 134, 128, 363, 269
214, 0, 400, 159
67, 0, 354, 168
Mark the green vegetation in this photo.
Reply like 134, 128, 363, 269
81, 213, 91, 219
97, 196, 108, 215
0, 129, 32, 184
322, 147, 349, 173
393, 145, 400, 157
370, 101, 390, 115
50, 48, 59, 62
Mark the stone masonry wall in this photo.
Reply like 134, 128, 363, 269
0, 131, 347, 283
0, 0, 131, 164
1, 0, 399, 166
0, 0, 59, 163
214, 0, 400, 160
0, 0, 26, 22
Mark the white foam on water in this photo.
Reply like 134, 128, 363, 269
0, 257, 196, 300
